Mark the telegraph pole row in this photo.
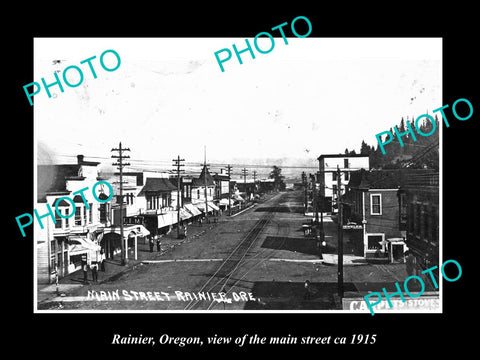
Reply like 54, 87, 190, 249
308, 168, 347, 299
226, 165, 233, 215
336, 165, 344, 299
302, 171, 308, 211
242, 168, 248, 201
172, 155, 185, 239
111, 142, 130, 266
203, 146, 210, 220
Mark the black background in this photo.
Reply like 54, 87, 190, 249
8, 2, 477, 356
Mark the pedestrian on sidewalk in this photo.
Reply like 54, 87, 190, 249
91, 263, 98, 283
82, 262, 88, 284
149, 236, 154, 252
405, 251, 416, 276
303, 280, 313, 300
100, 249, 106, 272
156, 237, 161, 252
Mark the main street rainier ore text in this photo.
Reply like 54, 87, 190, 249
88, 289, 257, 303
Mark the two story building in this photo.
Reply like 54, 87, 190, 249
317, 154, 370, 213
190, 165, 219, 216
36, 155, 107, 284
213, 169, 231, 211
398, 171, 439, 283
344, 169, 407, 261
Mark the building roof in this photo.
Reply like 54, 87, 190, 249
213, 173, 230, 181
348, 169, 439, 191
192, 165, 215, 187
317, 154, 369, 161
348, 169, 406, 190
38, 164, 81, 202
113, 172, 145, 186
37, 155, 100, 202
76, 154, 100, 166
137, 177, 177, 196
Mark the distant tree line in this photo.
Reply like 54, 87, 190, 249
343, 115, 439, 170
270, 165, 286, 190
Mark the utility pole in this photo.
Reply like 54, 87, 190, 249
302, 171, 307, 212
311, 174, 319, 228
319, 181, 325, 245
241, 168, 248, 202
226, 165, 233, 215
252, 170, 257, 197
203, 146, 210, 220
111, 142, 130, 266
336, 165, 344, 299
172, 155, 185, 238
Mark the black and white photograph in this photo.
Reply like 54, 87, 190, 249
33, 37, 442, 313
9, 5, 476, 356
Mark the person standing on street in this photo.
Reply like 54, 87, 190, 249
405, 251, 416, 276
91, 263, 98, 283
100, 249, 106, 272
156, 237, 161, 252
149, 236, 154, 252
82, 262, 88, 284
303, 280, 312, 300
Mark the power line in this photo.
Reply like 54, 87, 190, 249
172, 155, 185, 239
46, 153, 319, 170
111, 142, 130, 266
226, 165, 233, 216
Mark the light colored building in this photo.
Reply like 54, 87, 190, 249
190, 165, 219, 215
36, 155, 107, 284
317, 154, 370, 213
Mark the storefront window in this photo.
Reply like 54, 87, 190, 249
367, 235, 382, 250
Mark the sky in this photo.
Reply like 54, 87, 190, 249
34, 37, 442, 177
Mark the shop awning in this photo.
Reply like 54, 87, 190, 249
185, 203, 202, 217
234, 195, 245, 202
157, 212, 176, 228
68, 236, 101, 255
219, 198, 231, 206
104, 224, 150, 238
179, 207, 192, 221
195, 202, 219, 212
208, 202, 220, 211
386, 238, 406, 244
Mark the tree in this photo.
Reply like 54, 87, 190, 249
269, 165, 286, 191
360, 140, 370, 155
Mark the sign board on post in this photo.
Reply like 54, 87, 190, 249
342, 224, 363, 230
342, 294, 440, 313
124, 216, 143, 225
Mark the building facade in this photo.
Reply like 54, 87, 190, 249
213, 169, 231, 211
36, 155, 107, 284
190, 165, 218, 215
344, 169, 407, 261
398, 171, 439, 282
317, 154, 370, 213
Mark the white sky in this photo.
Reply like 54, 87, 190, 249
34, 37, 442, 171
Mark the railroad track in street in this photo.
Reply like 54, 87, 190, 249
183, 211, 274, 310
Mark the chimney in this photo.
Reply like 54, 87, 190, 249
77, 155, 84, 164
